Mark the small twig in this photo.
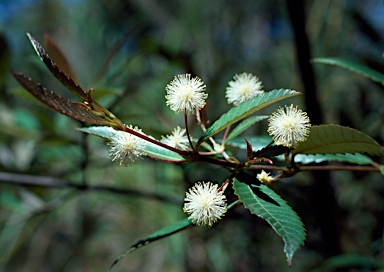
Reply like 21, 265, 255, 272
184, 112, 196, 152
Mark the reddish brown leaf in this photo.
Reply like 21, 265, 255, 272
12, 71, 110, 125
43, 33, 79, 85
27, 33, 86, 100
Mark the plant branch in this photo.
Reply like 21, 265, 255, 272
0, 172, 182, 205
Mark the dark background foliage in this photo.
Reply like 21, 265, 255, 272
0, 0, 383, 271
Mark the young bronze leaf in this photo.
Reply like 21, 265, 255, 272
12, 72, 109, 125
292, 125, 384, 156
27, 33, 87, 100
44, 33, 79, 85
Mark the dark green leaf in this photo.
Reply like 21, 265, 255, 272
312, 58, 384, 85
226, 115, 269, 143
110, 218, 193, 269
293, 125, 384, 156
199, 89, 300, 143
233, 174, 305, 265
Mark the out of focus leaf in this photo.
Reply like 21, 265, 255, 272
313, 58, 384, 85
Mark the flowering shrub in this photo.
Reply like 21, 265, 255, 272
12, 33, 384, 269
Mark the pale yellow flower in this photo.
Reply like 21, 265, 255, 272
257, 170, 274, 185
165, 74, 207, 115
267, 104, 311, 148
226, 73, 264, 106
108, 126, 147, 166
183, 182, 227, 227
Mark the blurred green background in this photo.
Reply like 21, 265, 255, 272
0, 0, 383, 271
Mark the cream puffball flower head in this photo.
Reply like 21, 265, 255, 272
165, 74, 208, 115
267, 104, 311, 148
226, 72, 264, 106
183, 182, 227, 227
108, 126, 147, 166
257, 170, 274, 185
161, 126, 190, 150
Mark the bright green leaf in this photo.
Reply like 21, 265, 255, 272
294, 153, 373, 165
313, 58, 384, 85
111, 218, 193, 269
380, 165, 384, 176
78, 126, 185, 162
292, 125, 384, 156
226, 115, 269, 143
233, 175, 305, 265
199, 89, 300, 143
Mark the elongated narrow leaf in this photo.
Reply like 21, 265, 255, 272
43, 33, 79, 84
292, 125, 384, 156
77, 126, 116, 139
12, 72, 109, 125
111, 218, 193, 269
233, 175, 305, 265
294, 153, 373, 165
312, 58, 384, 85
199, 89, 300, 143
226, 115, 269, 143
27, 33, 87, 99
78, 126, 186, 162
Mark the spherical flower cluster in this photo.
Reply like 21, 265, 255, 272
108, 126, 147, 166
165, 74, 208, 115
257, 170, 274, 185
226, 72, 264, 106
161, 126, 190, 150
267, 104, 311, 148
183, 182, 227, 227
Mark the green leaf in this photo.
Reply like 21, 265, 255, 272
78, 126, 185, 162
380, 165, 384, 176
294, 153, 373, 165
226, 115, 269, 143
111, 218, 193, 269
199, 89, 300, 143
292, 125, 384, 156
312, 58, 384, 85
233, 174, 305, 265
